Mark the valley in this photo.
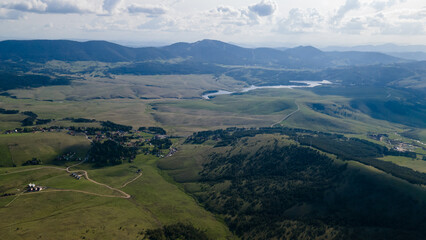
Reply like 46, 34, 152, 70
0, 39, 425, 240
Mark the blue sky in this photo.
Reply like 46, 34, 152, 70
0, 0, 425, 47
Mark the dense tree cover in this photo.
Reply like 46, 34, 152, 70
150, 138, 172, 150
100, 121, 132, 131
63, 117, 96, 123
0, 108, 19, 114
88, 140, 137, 167
143, 223, 208, 240
22, 111, 38, 118
296, 135, 425, 184
35, 119, 52, 125
0, 71, 71, 91
186, 127, 425, 185
191, 140, 426, 240
21, 117, 35, 126
22, 158, 42, 166
139, 126, 167, 135
197, 145, 346, 238
349, 98, 426, 128
20, 111, 39, 126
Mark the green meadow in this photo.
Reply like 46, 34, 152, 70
0, 72, 425, 239
0, 154, 234, 240
0, 132, 90, 167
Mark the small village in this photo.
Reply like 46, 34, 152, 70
368, 133, 424, 154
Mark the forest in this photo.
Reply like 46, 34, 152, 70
89, 140, 137, 166
191, 139, 426, 240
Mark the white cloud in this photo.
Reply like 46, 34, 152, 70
208, 6, 256, 26
0, 0, 425, 46
207, 1, 278, 28
138, 16, 177, 30
0, 9, 25, 20
248, 0, 277, 17
127, 5, 167, 16
1, 0, 47, 13
369, 0, 407, 11
278, 8, 324, 33
0, 0, 99, 14
399, 8, 426, 20
102, 0, 122, 14
330, 0, 361, 25
340, 17, 365, 34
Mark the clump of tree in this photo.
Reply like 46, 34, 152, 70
101, 121, 132, 131
89, 140, 137, 167
143, 223, 208, 240
0, 108, 19, 114
64, 117, 96, 123
35, 119, 52, 125
22, 157, 42, 166
0, 71, 71, 91
21, 111, 38, 126
139, 126, 167, 135
150, 137, 172, 149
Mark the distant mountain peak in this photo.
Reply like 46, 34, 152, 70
0, 39, 405, 68
284, 46, 323, 57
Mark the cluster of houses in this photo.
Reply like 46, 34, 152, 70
4, 126, 63, 134
70, 172, 82, 180
27, 183, 43, 192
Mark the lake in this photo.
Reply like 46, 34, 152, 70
202, 80, 332, 99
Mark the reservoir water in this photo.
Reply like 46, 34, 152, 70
202, 80, 332, 99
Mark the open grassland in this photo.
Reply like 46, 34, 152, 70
0, 132, 90, 167
153, 88, 406, 135
0, 114, 26, 131
0, 96, 156, 129
0, 75, 412, 137
8, 74, 246, 101
0, 154, 234, 240
379, 156, 426, 173
0, 167, 118, 196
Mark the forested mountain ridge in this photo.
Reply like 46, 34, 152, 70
0, 39, 405, 69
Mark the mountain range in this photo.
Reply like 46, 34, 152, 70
0, 39, 406, 69
322, 44, 426, 61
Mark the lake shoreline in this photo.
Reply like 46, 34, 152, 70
202, 80, 332, 99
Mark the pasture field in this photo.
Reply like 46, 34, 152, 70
379, 156, 426, 173
0, 154, 234, 240
0, 132, 90, 167
0, 72, 425, 239
154, 87, 406, 135
7, 74, 246, 101
0, 96, 156, 129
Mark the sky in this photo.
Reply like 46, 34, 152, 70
0, 0, 425, 47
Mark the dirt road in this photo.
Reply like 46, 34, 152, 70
271, 101, 300, 127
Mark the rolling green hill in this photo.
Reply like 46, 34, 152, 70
160, 132, 426, 240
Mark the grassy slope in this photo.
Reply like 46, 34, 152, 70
379, 156, 426, 173
0, 155, 234, 240
0, 132, 90, 167
154, 88, 406, 135
7, 74, 246, 101
159, 135, 426, 239
0, 96, 156, 130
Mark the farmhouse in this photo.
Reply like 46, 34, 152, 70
26, 183, 43, 192
70, 172, 81, 180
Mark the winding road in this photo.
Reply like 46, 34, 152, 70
2, 160, 143, 206
271, 101, 301, 127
